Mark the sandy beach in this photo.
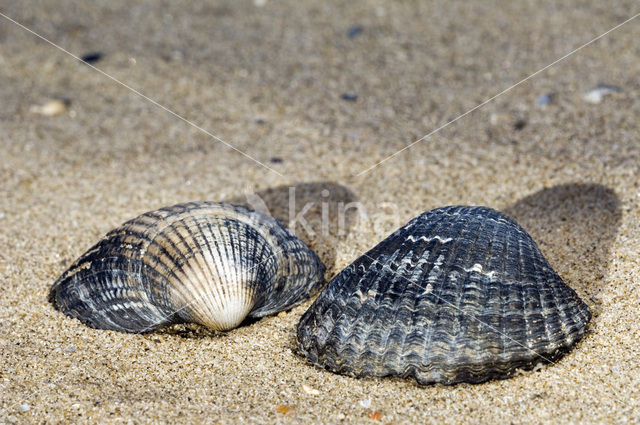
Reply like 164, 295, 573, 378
1, 1, 639, 423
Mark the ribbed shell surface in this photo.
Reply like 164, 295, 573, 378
297, 206, 591, 385
50, 202, 325, 333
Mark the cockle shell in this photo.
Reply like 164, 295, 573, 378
50, 202, 325, 333
297, 206, 590, 385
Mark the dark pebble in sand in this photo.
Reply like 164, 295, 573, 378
347, 25, 363, 38
256, 119, 266, 125
513, 119, 526, 131
341, 93, 358, 102
269, 157, 283, 163
80, 52, 103, 64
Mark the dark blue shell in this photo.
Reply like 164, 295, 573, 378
297, 206, 590, 385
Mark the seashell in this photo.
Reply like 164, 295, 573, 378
583, 84, 622, 104
297, 206, 590, 385
50, 202, 325, 333
30, 99, 69, 116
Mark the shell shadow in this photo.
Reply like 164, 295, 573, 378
155, 316, 263, 339
155, 323, 224, 339
227, 181, 359, 275
503, 183, 621, 315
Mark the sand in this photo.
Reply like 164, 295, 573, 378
1, 0, 639, 423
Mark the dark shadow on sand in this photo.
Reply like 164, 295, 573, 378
227, 181, 359, 276
155, 315, 266, 339
504, 183, 621, 316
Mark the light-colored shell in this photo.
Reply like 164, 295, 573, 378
50, 202, 325, 333
297, 206, 590, 385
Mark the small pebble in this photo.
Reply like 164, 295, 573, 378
18, 403, 30, 412
30, 99, 69, 117
347, 25, 363, 39
489, 112, 510, 126
369, 411, 383, 421
276, 405, 294, 415
255, 119, 266, 125
302, 384, 320, 395
584, 84, 622, 104
254, 0, 267, 6
80, 52, 102, 64
513, 119, 527, 131
359, 399, 371, 409
341, 93, 358, 102
269, 157, 283, 164
536, 93, 554, 106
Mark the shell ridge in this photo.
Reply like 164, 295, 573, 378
187, 215, 226, 325
516, 231, 543, 362
194, 217, 228, 316
206, 218, 241, 329
517, 232, 559, 360
445, 214, 489, 373
244, 231, 273, 311
54, 258, 175, 332
229, 217, 264, 325
161, 219, 213, 325
391, 213, 450, 375
418, 215, 472, 374
230, 218, 254, 320
143, 233, 200, 318
217, 219, 242, 323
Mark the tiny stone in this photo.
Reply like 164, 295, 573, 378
341, 93, 358, 102
30, 100, 69, 117
80, 52, 103, 64
18, 403, 30, 412
275, 405, 294, 415
584, 84, 622, 104
536, 93, 554, 106
302, 384, 320, 395
513, 119, 526, 131
370, 411, 383, 421
277, 311, 287, 318
489, 113, 510, 126
269, 157, 283, 164
347, 25, 363, 38
359, 399, 371, 409
256, 119, 266, 125
254, 0, 267, 6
